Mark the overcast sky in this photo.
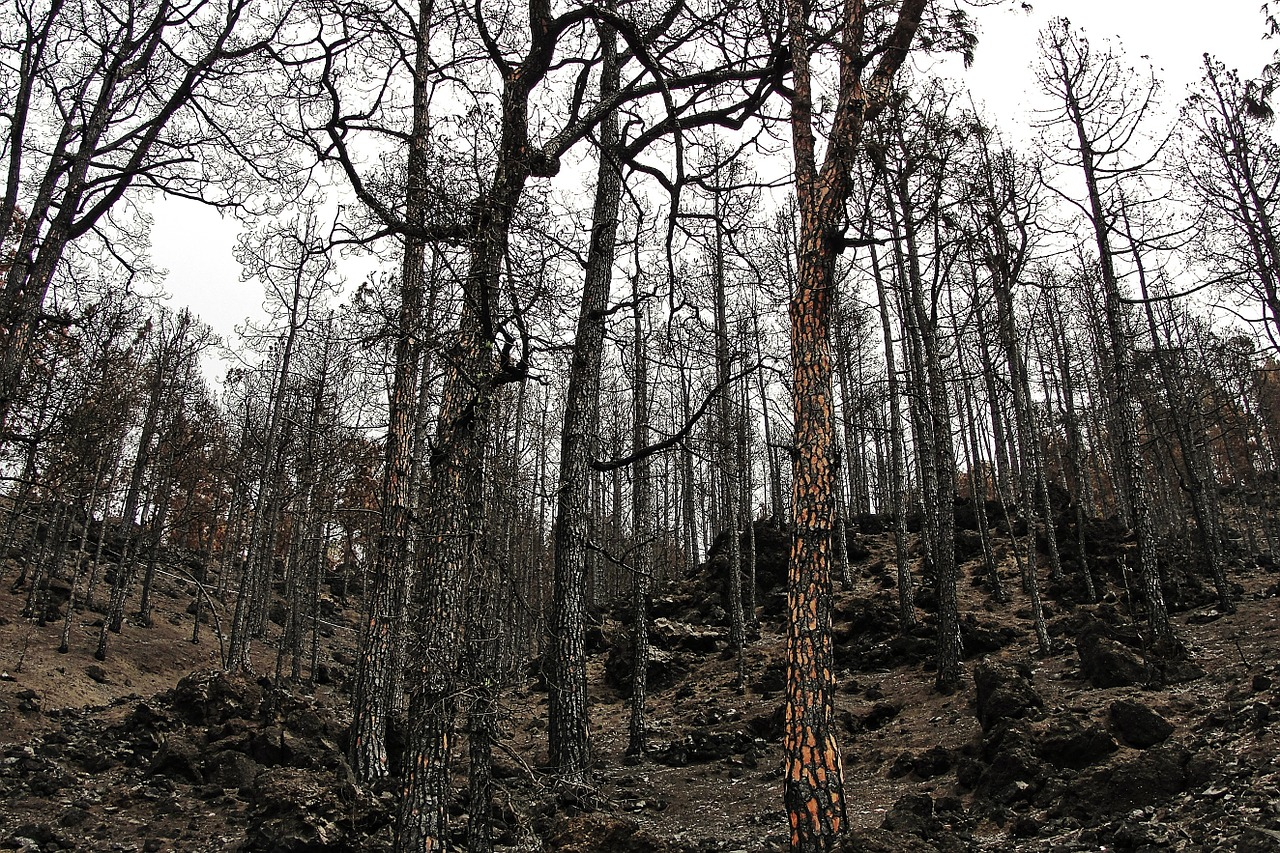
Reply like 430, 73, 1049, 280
148, 0, 1278, 349
962, 0, 1274, 126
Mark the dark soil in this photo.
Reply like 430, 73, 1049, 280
2, 515, 1279, 852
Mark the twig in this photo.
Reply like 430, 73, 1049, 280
1233, 635, 1252, 668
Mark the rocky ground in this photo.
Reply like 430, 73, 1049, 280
1, 514, 1279, 852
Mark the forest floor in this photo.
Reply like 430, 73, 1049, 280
0, 517, 1279, 852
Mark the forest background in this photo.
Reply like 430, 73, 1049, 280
5, 0, 1280, 851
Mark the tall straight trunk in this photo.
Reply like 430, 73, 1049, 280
216, 408, 254, 602
975, 308, 1018, 503
135, 464, 175, 628
627, 278, 653, 755
1122, 211, 1233, 613
832, 448, 854, 589
393, 16, 568, 833
546, 16, 621, 792
523, 401, 551, 652
60, 451, 109, 653
500, 378, 530, 670
956, 351, 1004, 601
830, 295, 856, 588
1043, 295, 1098, 598
884, 198, 938, 570
781, 26, 847, 853
1078, 282, 1131, 523
870, 243, 917, 627
778, 0, 927, 844
608, 441, 624, 600
710, 184, 747, 690
307, 515, 331, 685
229, 296, 302, 671
785, 223, 846, 847
739, 373, 759, 626
678, 367, 702, 569
751, 292, 786, 524
395, 234, 503, 852
984, 261, 1051, 650
1060, 82, 1175, 651
251, 484, 286, 637
97, 333, 178, 659
295, 479, 326, 683
922, 338, 961, 687
284, 362, 330, 683
884, 166, 960, 689
349, 0, 433, 777
833, 302, 868, 518
659, 430, 675, 587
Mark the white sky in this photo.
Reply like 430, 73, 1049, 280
147, 0, 1278, 347
962, 0, 1274, 131
150, 200, 244, 347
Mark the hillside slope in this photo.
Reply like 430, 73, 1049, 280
1, 518, 1278, 852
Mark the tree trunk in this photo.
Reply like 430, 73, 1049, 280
228, 293, 302, 672
785, 226, 847, 847
547, 19, 621, 790
870, 242, 918, 628
627, 276, 653, 756
710, 182, 747, 691
97, 327, 180, 660
1124, 208, 1233, 614
778, 0, 928, 841
1060, 77, 1176, 652
395, 296, 499, 852
350, 0, 433, 777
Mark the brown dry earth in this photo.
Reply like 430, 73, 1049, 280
0, 522, 1278, 852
